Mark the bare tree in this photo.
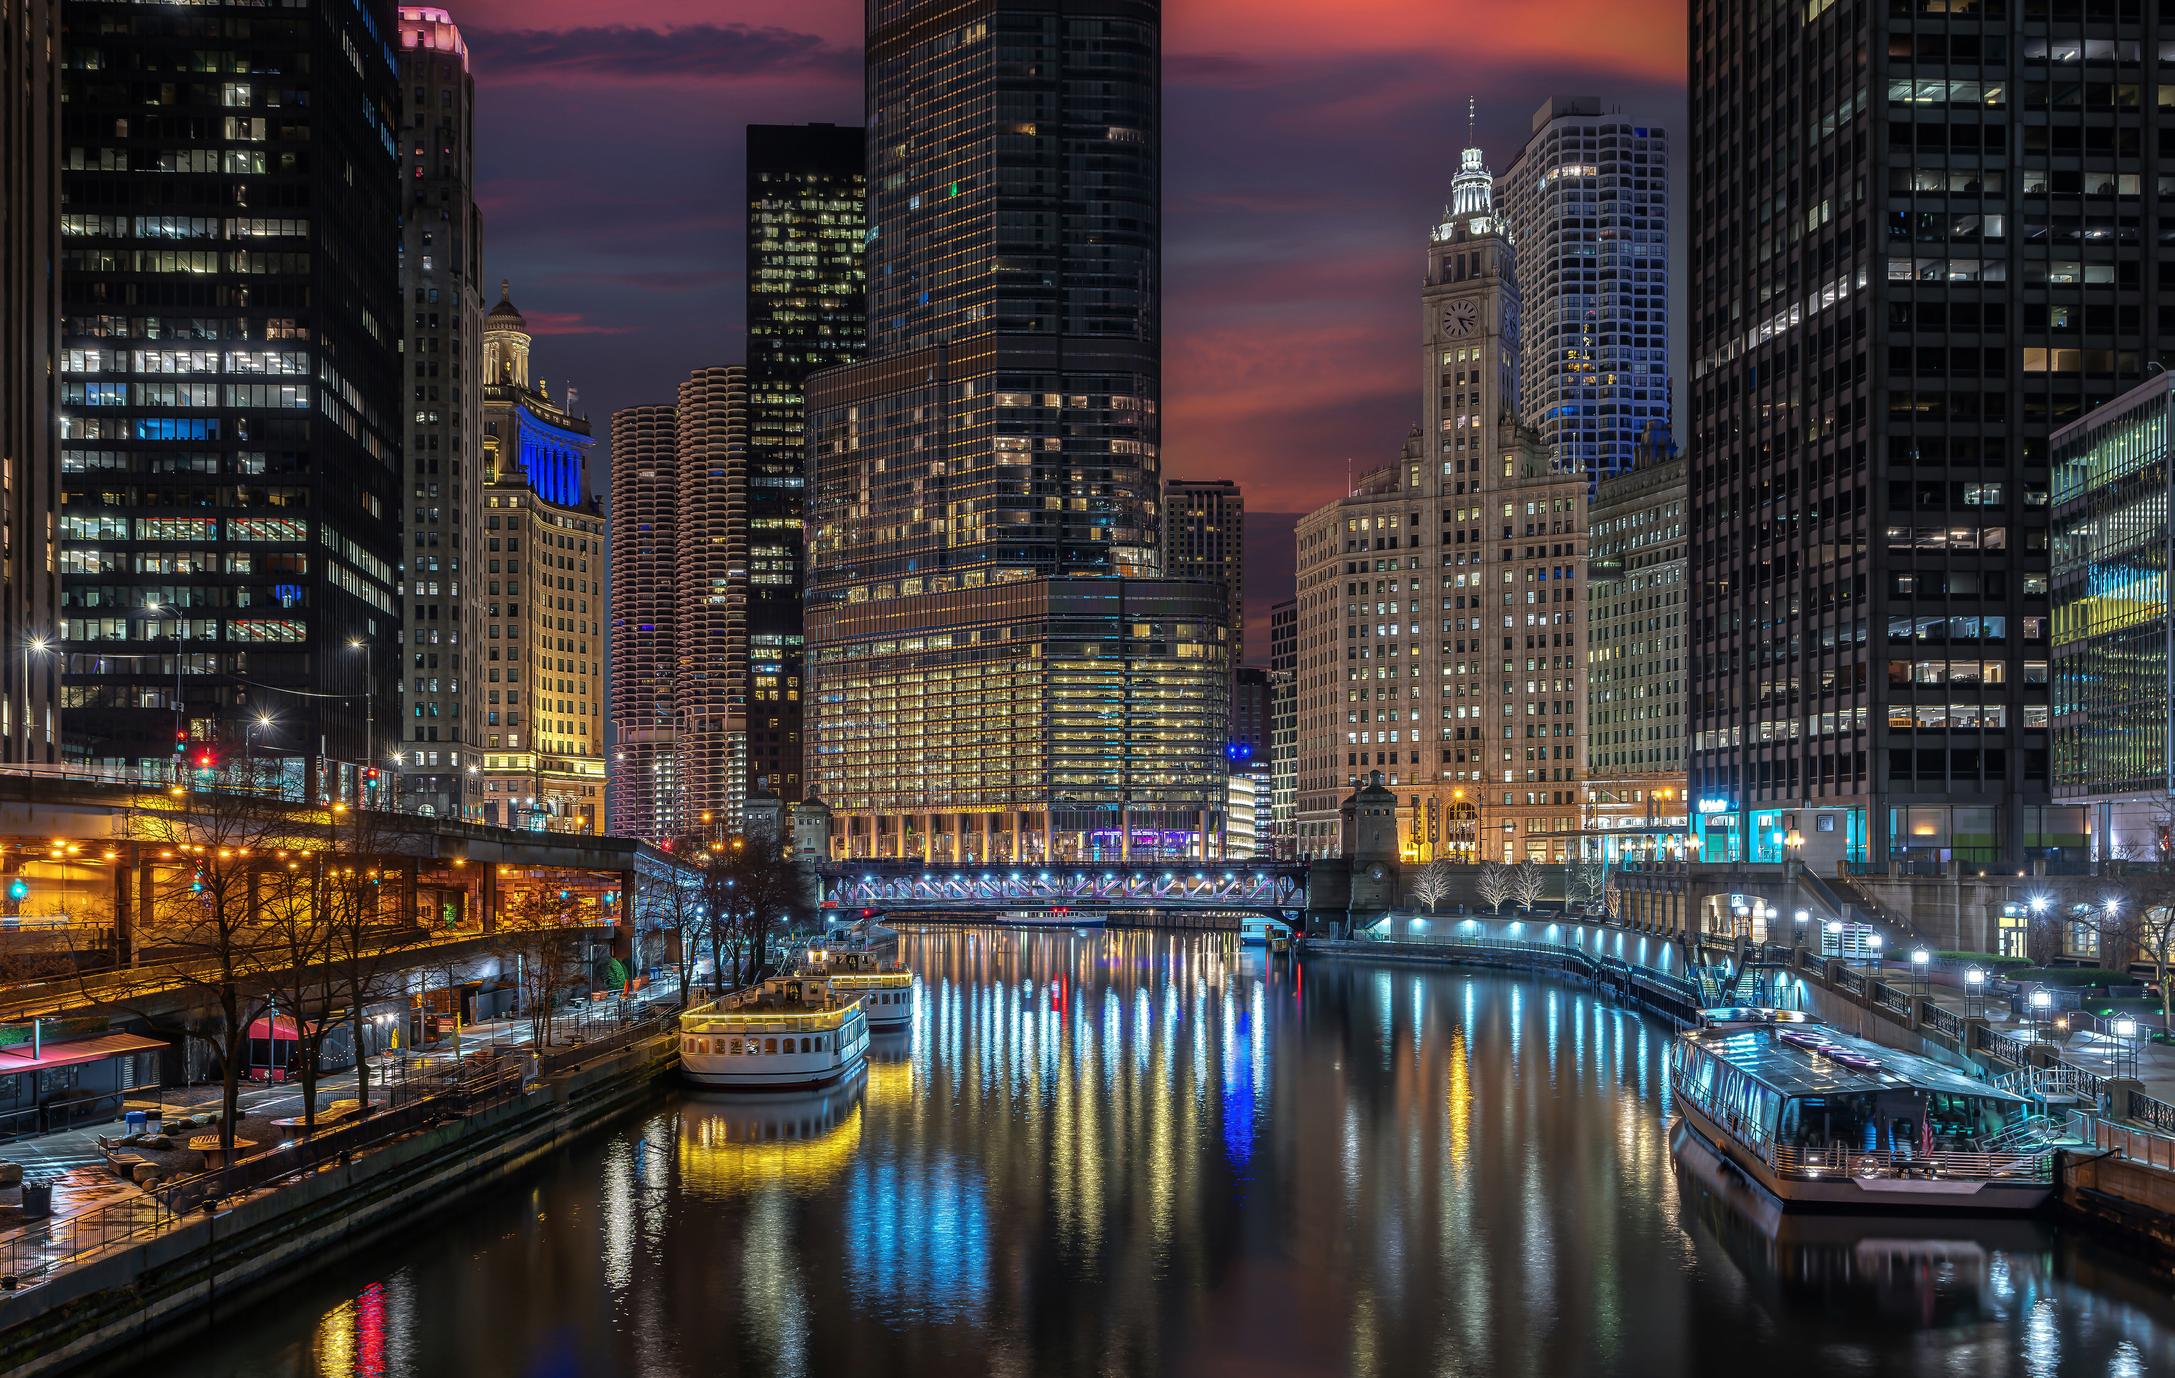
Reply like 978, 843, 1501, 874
1477, 859, 1511, 915
318, 808, 430, 1113
119, 785, 298, 1153
496, 884, 594, 1051
638, 872, 705, 1006
722, 820, 816, 981
1509, 859, 1547, 914
1566, 858, 1612, 913
1603, 873, 1624, 926
257, 856, 340, 1127
1411, 858, 1454, 914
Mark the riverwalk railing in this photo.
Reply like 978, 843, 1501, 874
0, 1192, 170, 1289
2071, 1109, 2175, 1172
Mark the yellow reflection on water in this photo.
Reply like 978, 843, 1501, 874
313, 1298, 354, 1378
677, 1089, 865, 1198
865, 1055, 915, 1111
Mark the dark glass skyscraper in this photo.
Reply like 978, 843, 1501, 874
1685, 0, 2171, 870
805, 0, 1233, 864
746, 123, 864, 805
56, 0, 403, 798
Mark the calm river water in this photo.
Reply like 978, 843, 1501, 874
135, 930, 2175, 1377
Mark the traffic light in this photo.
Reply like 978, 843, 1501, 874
193, 747, 218, 770
173, 730, 187, 756
363, 767, 381, 791
5, 878, 28, 903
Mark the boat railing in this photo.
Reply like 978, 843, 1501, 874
1994, 1063, 2105, 1105
1767, 1142, 2053, 1182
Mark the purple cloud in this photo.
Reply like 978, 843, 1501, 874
468, 24, 862, 83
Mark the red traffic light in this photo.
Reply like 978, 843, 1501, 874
364, 767, 380, 782
193, 749, 217, 768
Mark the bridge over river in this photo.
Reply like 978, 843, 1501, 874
819, 860, 1310, 929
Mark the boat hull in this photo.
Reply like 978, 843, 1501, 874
680, 1044, 868, 1091
1671, 1098, 2052, 1214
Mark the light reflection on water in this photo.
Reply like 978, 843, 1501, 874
121, 930, 2175, 1378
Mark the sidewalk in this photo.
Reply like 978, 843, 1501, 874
1859, 963, 2175, 1108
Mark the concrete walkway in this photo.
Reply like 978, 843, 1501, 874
0, 985, 688, 1234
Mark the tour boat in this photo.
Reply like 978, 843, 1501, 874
678, 975, 871, 1090
1668, 1010, 2053, 1212
804, 945, 916, 1031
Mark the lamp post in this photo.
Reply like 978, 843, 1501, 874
1825, 918, 1843, 958
1911, 946, 1930, 999
2115, 1015, 2140, 1081
348, 639, 375, 807
2031, 987, 2053, 1043
18, 636, 48, 766
1965, 966, 1986, 1019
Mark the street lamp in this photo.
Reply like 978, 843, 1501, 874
1965, 966, 1987, 1019
348, 638, 376, 806
1825, 918, 1843, 958
1866, 932, 1884, 975
2114, 1015, 2140, 1081
2031, 987, 2054, 1043
19, 636, 48, 766
1911, 946, 1930, 998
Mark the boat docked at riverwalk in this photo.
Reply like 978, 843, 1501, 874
678, 975, 871, 1091
1668, 1009, 2053, 1212
803, 945, 915, 1031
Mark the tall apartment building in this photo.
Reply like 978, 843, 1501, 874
2050, 370, 2163, 862
1162, 478, 1244, 665
1501, 98, 1673, 484
746, 124, 865, 806
3, 0, 59, 766
675, 367, 750, 836
607, 403, 679, 841
1681, 0, 2164, 870
1293, 144, 1589, 865
1583, 422, 1689, 863
394, 6, 483, 820
57, 0, 404, 800
804, 0, 1234, 863
1268, 597, 1297, 857
475, 287, 601, 831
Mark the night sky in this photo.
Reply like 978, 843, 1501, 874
455, 0, 1689, 660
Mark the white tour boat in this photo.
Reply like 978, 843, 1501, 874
805, 945, 915, 1031
679, 974, 871, 1091
1669, 1009, 2054, 1212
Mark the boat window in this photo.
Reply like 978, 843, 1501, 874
801, 1037, 812, 1053
765, 1038, 777, 1054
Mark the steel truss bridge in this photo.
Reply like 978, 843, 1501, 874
820, 862, 1309, 922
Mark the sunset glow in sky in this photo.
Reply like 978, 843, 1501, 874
455, 0, 1689, 653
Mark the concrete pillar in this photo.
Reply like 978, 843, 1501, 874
114, 856, 134, 967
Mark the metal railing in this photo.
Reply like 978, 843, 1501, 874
1872, 981, 1913, 1016
2130, 1089, 2175, 1135
1996, 1063, 2105, 1104
2070, 1111, 2175, 1170
1975, 1025, 2035, 1067
1768, 1142, 2054, 1181
1921, 1003, 1964, 1038
0, 1190, 173, 1288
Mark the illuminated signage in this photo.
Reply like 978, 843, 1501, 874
1697, 798, 1732, 814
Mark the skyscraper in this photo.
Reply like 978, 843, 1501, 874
805, 1, 1234, 863
746, 124, 865, 806
1500, 97, 1673, 484
1268, 597, 1297, 857
476, 287, 602, 831
1293, 143, 1589, 864
607, 403, 680, 841
3, 0, 59, 766
1161, 478, 1245, 666
1582, 422, 1688, 864
1682, 2, 2152, 871
57, 0, 404, 799
395, 6, 484, 819
675, 366, 750, 836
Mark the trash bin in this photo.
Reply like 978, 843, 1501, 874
20, 1182, 53, 1220
124, 1111, 147, 1135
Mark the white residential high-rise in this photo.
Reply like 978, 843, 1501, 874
1500, 96, 1672, 484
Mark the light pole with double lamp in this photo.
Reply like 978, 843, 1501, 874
1911, 946, 1931, 999
2114, 1015, 2141, 1081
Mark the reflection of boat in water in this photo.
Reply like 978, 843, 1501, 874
1673, 1117, 2055, 1336
677, 1074, 868, 1195
1669, 1009, 2053, 1212
678, 975, 871, 1090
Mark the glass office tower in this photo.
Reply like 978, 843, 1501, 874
1683, 0, 2172, 869
805, 0, 1234, 862
57, 0, 404, 799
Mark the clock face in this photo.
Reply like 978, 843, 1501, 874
1443, 301, 1479, 337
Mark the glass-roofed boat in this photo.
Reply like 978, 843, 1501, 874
1668, 1009, 2053, 1212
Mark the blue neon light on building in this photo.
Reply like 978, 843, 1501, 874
513, 404, 593, 508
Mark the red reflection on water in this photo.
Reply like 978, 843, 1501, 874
356, 1281, 386, 1377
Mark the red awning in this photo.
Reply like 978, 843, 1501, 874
244, 1016, 317, 1041
0, 1031, 166, 1074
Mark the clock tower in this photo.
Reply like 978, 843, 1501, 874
1423, 143, 1522, 504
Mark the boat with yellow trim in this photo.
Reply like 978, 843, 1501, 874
803, 945, 915, 1031
678, 974, 870, 1090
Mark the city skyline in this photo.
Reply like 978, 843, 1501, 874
408, 2, 1689, 524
